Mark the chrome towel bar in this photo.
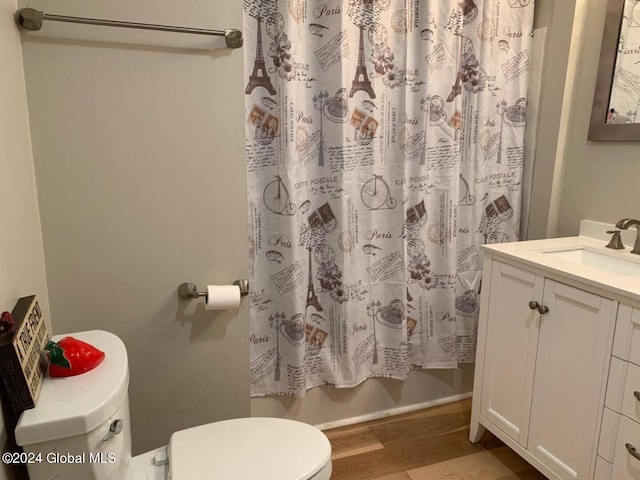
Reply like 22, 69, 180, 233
15, 8, 243, 49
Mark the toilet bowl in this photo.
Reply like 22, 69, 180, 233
14, 330, 332, 480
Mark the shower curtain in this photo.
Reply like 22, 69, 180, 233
243, 0, 534, 397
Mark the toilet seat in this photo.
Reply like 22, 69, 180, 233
168, 417, 332, 480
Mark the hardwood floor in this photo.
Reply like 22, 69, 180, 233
324, 399, 547, 480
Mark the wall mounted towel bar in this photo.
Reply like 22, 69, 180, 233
15, 8, 243, 49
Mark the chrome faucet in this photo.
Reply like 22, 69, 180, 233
615, 218, 640, 254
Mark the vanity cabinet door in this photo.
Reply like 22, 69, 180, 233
527, 280, 614, 480
479, 261, 543, 446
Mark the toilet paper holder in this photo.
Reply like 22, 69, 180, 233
178, 280, 249, 300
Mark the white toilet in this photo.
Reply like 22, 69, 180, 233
14, 330, 332, 480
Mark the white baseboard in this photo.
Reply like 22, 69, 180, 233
313, 391, 473, 431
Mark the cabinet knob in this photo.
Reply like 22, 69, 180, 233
626, 443, 640, 461
634, 391, 640, 402
528, 301, 549, 315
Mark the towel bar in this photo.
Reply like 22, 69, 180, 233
15, 8, 243, 49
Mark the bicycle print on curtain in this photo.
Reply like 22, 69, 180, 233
244, 0, 534, 397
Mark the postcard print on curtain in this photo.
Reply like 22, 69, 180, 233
244, 0, 534, 397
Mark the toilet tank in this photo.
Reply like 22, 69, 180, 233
15, 330, 132, 480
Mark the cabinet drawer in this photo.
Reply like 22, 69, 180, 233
595, 456, 636, 480
595, 457, 610, 480
606, 357, 640, 422
598, 408, 640, 478
613, 306, 640, 366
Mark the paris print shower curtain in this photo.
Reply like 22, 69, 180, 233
244, 0, 534, 397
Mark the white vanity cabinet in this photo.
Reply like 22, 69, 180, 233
470, 255, 617, 480
596, 305, 640, 480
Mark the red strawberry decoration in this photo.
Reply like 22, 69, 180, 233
0, 311, 14, 335
45, 337, 105, 377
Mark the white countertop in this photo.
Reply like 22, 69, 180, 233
483, 220, 640, 304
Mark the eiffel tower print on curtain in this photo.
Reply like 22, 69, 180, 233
350, 25, 376, 99
305, 248, 323, 313
246, 16, 276, 96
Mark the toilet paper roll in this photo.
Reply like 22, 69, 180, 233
205, 285, 241, 310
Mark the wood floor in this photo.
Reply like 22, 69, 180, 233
324, 399, 547, 480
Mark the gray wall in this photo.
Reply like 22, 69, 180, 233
19, 0, 250, 454
251, 367, 474, 427
0, 0, 50, 477
526, 0, 579, 239
18, 0, 476, 449
16, 0, 593, 456
555, 0, 640, 236
528, 0, 640, 239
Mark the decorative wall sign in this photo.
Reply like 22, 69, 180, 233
0, 295, 49, 413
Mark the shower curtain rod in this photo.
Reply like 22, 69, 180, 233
15, 8, 243, 49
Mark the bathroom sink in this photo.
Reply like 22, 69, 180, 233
543, 248, 640, 276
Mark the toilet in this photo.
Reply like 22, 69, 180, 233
14, 330, 332, 480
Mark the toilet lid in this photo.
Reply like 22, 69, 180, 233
168, 417, 331, 480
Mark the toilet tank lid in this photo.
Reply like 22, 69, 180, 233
15, 330, 129, 446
